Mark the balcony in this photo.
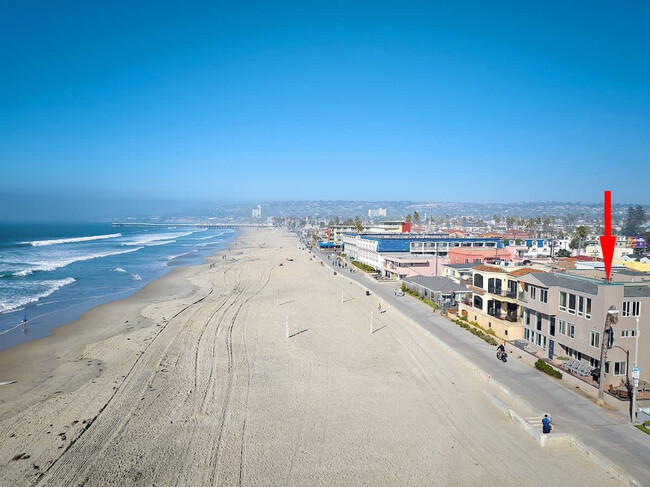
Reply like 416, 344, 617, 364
518, 291, 527, 302
487, 285, 503, 295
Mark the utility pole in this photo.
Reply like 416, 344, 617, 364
632, 315, 640, 422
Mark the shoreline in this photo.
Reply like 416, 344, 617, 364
0, 232, 241, 409
0, 229, 237, 353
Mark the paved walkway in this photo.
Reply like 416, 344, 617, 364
317, 250, 650, 486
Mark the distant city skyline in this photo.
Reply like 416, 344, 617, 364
2, 2, 649, 211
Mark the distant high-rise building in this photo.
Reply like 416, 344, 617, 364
368, 208, 387, 218
252, 205, 262, 219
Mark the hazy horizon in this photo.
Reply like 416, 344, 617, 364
2, 3, 649, 213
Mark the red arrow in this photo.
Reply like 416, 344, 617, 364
599, 190, 615, 282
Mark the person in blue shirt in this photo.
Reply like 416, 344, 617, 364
542, 414, 551, 434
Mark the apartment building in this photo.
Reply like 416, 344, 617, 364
457, 266, 545, 340
516, 271, 650, 387
342, 234, 502, 278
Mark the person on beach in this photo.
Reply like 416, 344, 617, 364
22, 315, 28, 332
378, 303, 382, 312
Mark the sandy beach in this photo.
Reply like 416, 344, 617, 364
0, 228, 620, 486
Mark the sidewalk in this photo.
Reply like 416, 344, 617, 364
316, 249, 650, 486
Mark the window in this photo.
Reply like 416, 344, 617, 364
549, 317, 555, 337
569, 323, 575, 338
578, 296, 584, 317
536, 312, 542, 331
585, 298, 592, 320
621, 330, 638, 338
473, 274, 484, 288
530, 286, 536, 300
623, 301, 640, 317
472, 258, 481, 263
614, 362, 627, 376
559, 292, 567, 311
540, 289, 548, 303
558, 319, 565, 335
568, 294, 576, 314
524, 309, 530, 326
590, 331, 600, 348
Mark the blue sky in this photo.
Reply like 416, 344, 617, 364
1, 1, 649, 209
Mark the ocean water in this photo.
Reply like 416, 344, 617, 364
0, 222, 235, 350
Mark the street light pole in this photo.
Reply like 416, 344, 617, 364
632, 315, 640, 423
598, 306, 619, 404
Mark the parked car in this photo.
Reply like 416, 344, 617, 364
394, 288, 404, 296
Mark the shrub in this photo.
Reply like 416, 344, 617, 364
535, 359, 562, 379
486, 328, 496, 335
351, 261, 375, 273
401, 283, 407, 292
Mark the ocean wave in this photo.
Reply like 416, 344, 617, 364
167, 250, 198, 261
113, 267, 127, 273
0, 277, 76, 314
142, 239, 176, 247
23, 247, 144, 273
131, 274, 142, 281
197, 240, 223, 248
122, 232, 193, 246
12, 269, 33, 277
23, 233, 122, 247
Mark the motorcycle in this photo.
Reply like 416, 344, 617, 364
496, 350, 508, 362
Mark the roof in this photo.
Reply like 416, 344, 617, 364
402, 276, 470, 294
507, 268, 546, 278
570, 255, 603, 262
623, 285, 650, 298
380, 252, 431, 262
448, 248, 510, 256
443, 263, 480, 269
529, 273, 600, 295
473, 265, 508, 274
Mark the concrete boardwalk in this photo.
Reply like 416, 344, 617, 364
319, 251, 650, 486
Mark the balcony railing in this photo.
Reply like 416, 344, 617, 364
518, 291, 527, 302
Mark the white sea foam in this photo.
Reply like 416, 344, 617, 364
24, 233, 122, 247
113, 267, 127, 273
0, 277, 76, 314
122, 232, 193, 246
167, 250, 198, 261
131, 274, 142, 281
24, 247, 144, 272
12, 269, 33, 277
142, 239, 176, 247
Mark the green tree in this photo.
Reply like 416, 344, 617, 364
354, 216, 363, 233
506, 217, 515, 229
493, 214, 501, 224
575, 225, 589, 239
621, 205, 647, 236
413, 211, 420, 223
405, 214, 412, 223
556, 249, 571, 258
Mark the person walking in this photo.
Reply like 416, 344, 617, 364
542, 414, 552, 434
22, 315, 28, 332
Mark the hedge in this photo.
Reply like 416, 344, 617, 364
451, 319, 498, 346
535, 359, 562, 379
351, 260, 376, 273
